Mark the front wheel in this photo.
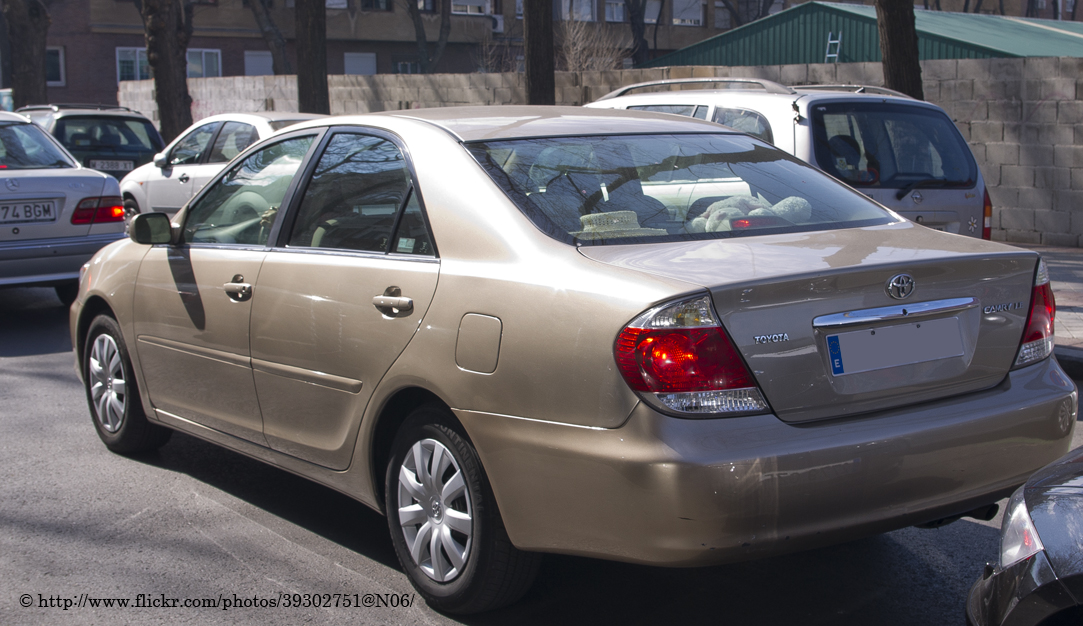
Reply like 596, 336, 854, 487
385, 405, 540, 614
84, 314, 171, 454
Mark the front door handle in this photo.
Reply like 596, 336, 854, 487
178, 173, 190, 183
373, 286, 413, 316
224, 274, 252, 302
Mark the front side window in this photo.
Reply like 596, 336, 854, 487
467, 133, 893, 245
712, 108, 773, 144
169, 122, 220, 166
0, 122, 74, 169
207, 122, 258, 163
184, 136, 315, 245
288, 133, 417, 254
811, 102, 977, 189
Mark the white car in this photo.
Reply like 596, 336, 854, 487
120, 112, 323, 216
586, 79, 992, 239
0, 111, 125, 305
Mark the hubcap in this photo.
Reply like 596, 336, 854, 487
396, 438, 473, 583
88, 334, 126, 433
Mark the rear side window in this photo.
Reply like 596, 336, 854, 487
207, 122, 258, 163
811, 102, 977, 189
712, 108, 773, 144
467, 133, 893, 246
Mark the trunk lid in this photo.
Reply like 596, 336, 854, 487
581, 222, 1038, 422
0, 169, 107, 241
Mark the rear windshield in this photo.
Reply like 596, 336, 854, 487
466, 133, 894, 246
810, 102, 977, 190
55, 116, 164, 152
0, 122, 74, 169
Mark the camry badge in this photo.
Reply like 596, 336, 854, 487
887, 274, 915, 300
5, 178, 18, 191
911, 191, 923, 204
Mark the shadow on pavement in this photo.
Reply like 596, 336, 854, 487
0, 287, 72, 357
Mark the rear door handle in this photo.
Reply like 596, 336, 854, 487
224, 274, 252, 302
178, 173, 190, 183
373, 286, 413, 316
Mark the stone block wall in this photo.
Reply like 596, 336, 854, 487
119, 56, 1083, 247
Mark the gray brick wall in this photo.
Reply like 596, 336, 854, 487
118, 56, 1083, 247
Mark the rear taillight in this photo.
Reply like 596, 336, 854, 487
1014, 259, 1055, 369
982, 187, 992, 240
615, 295, 768, 416
71, 196, 125, 225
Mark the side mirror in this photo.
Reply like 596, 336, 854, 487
153, 152, 168, 168
129, 212, 173, 245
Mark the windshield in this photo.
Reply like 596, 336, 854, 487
0, 122, 74, 169
810, 102, 977, 190
55, 116, 164, 152
467, 133, 894, 245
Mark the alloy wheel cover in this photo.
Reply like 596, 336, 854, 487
89, 334, 126, 433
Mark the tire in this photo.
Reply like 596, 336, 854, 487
123, 197, 140, 218
54, 281, 79, 307
83, 314, 171, 454
385, 404, 540, 614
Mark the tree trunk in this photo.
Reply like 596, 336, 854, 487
717, 0, 743, 28
137, 0, 194, 143
523, 0, 554, 105
248, 0, 291, 74
624, 0, 650, 66
403, 0, 452, 73
295, 0, 329, 114
875, 0, 923, 100
2, 0, 50, 108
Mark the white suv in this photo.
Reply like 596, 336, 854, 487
586, 79, 991, 239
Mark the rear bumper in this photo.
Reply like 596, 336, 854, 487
457, 357, 1076, 566
0, 233, 124, 287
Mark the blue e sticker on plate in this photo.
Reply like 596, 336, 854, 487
827, 335, 845, 375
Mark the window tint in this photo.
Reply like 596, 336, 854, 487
467, 133, 893, 246
169, 122, 219, 166
207, 122, 258, 163
288, 133, 414, 253
712, 108, 773, 144
184, 135, 314, 246
811, 102, 977, 189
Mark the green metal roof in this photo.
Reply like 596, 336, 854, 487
643, 2, 1083, 68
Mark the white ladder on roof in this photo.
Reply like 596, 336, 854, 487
825, 31, 842, 63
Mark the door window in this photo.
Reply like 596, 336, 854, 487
288, 133, 424, 254
207, 122, 258, 164
183, 135, 315, 246
169, 122, 220, 166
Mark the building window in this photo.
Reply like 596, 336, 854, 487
327, 0, 347, 7
605, 1, 624, 21
117, 47, 151, 82
560, 0, 593, 20
361, 0, 392, 9
515, 0, 522, 16
714, 1, 730, 28
344, 52, 377, 75
418, 0, 435, 11
395, 60, 420, 74
672, 0, 702, 25
46, 47, 65, 87
644, 0, 662, 23
452, 0, 487, 13
244, 50, 274, 76
187, 49, 221, 78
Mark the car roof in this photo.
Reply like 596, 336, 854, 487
0, 111, 31, 123
333, 105, 734, 141
196, 112, 326, 125
589, 83, 942, 111
16, 105, 154, 120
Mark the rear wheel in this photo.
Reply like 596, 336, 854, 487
84, 314, 171, 453
385, 404, 540, 614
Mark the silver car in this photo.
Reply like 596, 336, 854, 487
0, 111, 125, 305
71, 107, 1075, 613
587, 78, 991, 239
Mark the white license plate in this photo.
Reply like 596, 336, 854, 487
826, 317, 964, 376
0, 200, 58, 224
90, 160, 134, 172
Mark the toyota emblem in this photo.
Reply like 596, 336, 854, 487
887, 274, 915, 300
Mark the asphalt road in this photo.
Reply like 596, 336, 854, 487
2, 286, 1080, 626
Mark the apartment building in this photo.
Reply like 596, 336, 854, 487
29, 0, 732, 106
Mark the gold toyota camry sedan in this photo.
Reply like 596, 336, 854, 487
70, 107, 1077, 614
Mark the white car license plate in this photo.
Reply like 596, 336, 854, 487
90, 160, 134, 172
0, 200, 58, 224
826, 317, 964, 376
